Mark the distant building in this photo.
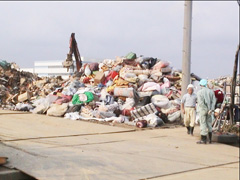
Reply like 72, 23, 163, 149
20, 57, 102, 79
34, 60, 74, 79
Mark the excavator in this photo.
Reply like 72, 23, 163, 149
62, 33, 82, 72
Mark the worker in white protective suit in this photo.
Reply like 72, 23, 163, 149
196, 79, 217, 144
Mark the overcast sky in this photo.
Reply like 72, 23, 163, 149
0, 1, 239, 79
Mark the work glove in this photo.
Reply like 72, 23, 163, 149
195, 114, 199, 125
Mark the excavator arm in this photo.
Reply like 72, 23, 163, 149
63, 33, 82, 72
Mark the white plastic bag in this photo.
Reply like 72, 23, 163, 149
151, 95, 170, 109
121, 98, 135, 110
84, 65, 91, 76
168, 111, 181, 122
99, 88, 110, 101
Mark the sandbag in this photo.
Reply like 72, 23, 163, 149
147, 114, 164, 127
152, 61, 169, 70
123, 73, 137, 83
150, 71, 163, 82
151, 95, 170, 109
32, 104, 50, 114
168, 111, 181, 122
47, 103, 68, 117
114, 88, 135, 98
139, 82, 161, 92
121, 98, 135, 110
138, 74, 149, 82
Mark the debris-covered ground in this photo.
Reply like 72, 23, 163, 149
0, 53, 239, 130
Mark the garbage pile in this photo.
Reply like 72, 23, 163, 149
0, 59, 66, 110
208, 74, 240, 106
0, 53, 202, 128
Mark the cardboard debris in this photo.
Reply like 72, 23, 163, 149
94, 71, 105, 86
18, 91, 32, 102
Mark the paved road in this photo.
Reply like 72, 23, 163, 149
0, 110, 239, 180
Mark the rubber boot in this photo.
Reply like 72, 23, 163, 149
186, 127, 190, 134
196, 135, 207, 144
208, 132, 212, 144
190, 127, 194, 136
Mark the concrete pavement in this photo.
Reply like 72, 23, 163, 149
0, 110, 239, 180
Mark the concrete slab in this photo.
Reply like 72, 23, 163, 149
0, 110, 134, 141
0, 111, 239, 180
150, 162, 239, 180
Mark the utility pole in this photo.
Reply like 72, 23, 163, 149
229, 45, 240, 125
181, 0, 193, 97
229, 1, 240, 124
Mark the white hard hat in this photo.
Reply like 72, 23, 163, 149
214, 108, 220, 114
187, 84, 194, 90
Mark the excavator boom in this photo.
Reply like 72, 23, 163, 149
62, 33, 82, 72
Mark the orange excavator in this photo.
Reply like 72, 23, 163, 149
62, 33, 82, 72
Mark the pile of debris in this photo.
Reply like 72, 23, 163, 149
208, 74, 240, 105
0, 54, 208, 128
0, 60, 66, 110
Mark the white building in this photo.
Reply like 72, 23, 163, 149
20, 57, 102, 79
34, 60, 74, 79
